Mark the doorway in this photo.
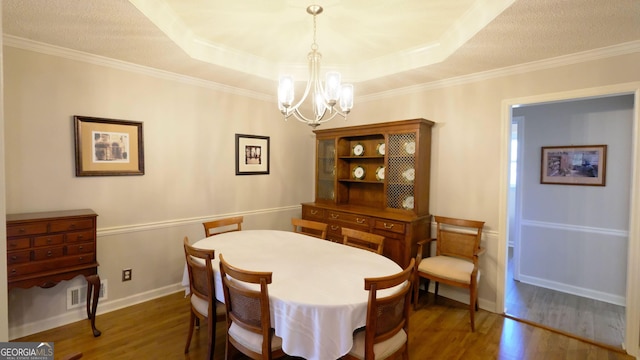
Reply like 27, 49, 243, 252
498, 86, 640, 357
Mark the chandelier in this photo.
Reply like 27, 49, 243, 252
277, 5, 354, 129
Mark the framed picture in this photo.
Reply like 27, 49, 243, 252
541, 145, 607, 186
74, 116, 145, 176
235, 134, 270, 175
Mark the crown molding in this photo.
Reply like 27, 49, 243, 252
362, 40, 640, 102
2, 35, 272, 102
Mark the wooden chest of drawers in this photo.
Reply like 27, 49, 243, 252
6, 209, 102, 336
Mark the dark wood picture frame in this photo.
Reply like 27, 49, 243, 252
540, 144, 607, 186
235, 134, 270, 175
74, 116, 145, 176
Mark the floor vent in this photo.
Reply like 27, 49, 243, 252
67, 279, 107, 310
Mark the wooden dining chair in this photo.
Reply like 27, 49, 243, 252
413, 216, 485, 331
203, 216, 243, 237
344, 258, 415, 360
291, 217, 328, 239
218, 254, 285, 360
183, 236, 226, 360
342, 227, 385, 255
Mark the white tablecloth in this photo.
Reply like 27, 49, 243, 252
181, 229, 402, 360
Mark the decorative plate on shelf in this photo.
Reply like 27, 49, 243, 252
353, 165, 365, 180
353, 143, 365, 156
376, 143, 385, 156
375, 166, 385, 181
404, 141, 416, 155
402, 196, 415, 210
402, 168, 415, 181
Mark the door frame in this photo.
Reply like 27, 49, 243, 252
496, 82, 640, 357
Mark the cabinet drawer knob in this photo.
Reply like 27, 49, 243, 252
79, 246, 84, 250
46, 238, 53, 244
47, 251, 53, 257
356, 218, 365, 224
19, 228, 26, 233
331, 214, 339, 219
310, 210, 318, 215
11, 256, 17, 261
383, 223, 394, 229
11, 269, 16, 274
77, 235, 84, 240
331, 225, 340, 231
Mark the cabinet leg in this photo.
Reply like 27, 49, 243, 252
85, 274, 102, 337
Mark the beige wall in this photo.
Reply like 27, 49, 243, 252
3, 42, 640, 347
3, 46, 314, 337
334, 52, 640, 308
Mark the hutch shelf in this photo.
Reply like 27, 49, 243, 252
302, 118, 434, 268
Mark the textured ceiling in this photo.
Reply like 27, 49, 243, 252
3, 0, 640, 97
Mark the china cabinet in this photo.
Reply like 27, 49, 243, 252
302, 118, 433, 268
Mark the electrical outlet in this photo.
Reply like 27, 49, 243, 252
122, 268, 132, 282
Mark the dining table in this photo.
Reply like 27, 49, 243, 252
181, 229, 403, 360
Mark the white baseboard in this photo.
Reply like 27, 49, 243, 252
518, 274, 625, 306
9, 283, 184, 340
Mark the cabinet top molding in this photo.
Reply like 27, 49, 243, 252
313, 118, 434, 136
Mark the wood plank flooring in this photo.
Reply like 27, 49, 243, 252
505, 250, 626, 349
14, 291, 633, 360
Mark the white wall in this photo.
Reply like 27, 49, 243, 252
3, 46, 315, 338
515, 96, 633, 304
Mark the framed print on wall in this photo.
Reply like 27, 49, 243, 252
540, 144, 607, 186
235, 134, 270, 175
74, 115, 145, 176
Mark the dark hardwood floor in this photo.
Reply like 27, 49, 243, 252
14, 291, 633, 360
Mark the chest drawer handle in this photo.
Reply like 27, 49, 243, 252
46, 238, 53, 244
19, 228, 26, 233
69, 224, 76, 229
356, 218, 366, 224
310, 210, 318, 215
330, 214, 339, 219
383, 223, 394, 229
11, 269, 16, 274
78, 246, 84, 250
47, 251, 53, 257
330, 225, 340, 231
11, 255, 17, 261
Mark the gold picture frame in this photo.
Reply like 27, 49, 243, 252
74, 116, 145, 176
540, 144, 606, 186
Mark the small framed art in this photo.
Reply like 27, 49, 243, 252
74, 116, 145, 176
235, 134, 270, 175
540, 144, 607, 186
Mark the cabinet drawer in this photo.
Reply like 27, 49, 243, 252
303, 206, 325, 221
8, 250, 31, 264
8, 238, 30, 250
33, 246, 65, 261
65, 230, 94, 243
49, 218, 94, 233
7, 223, 48, 237
33, 234, 64, 247
67, 243, 95, 255
8, 254, 96, 278
373, 219, 406, 234
327, 211, 370, 227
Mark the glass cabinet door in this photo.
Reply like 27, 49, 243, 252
387, 133, 416, 211
316, 139, 336, 201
